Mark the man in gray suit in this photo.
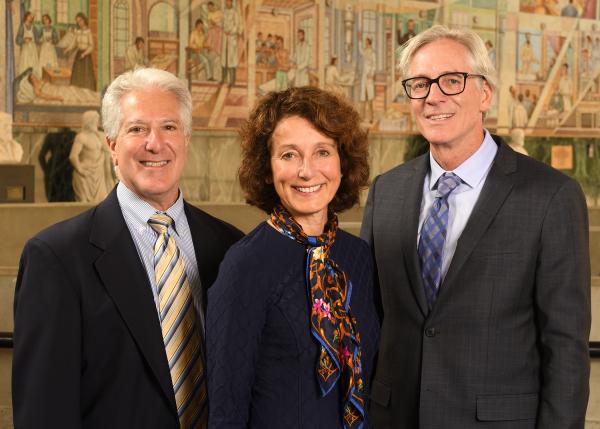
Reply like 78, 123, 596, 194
361, 25, 590, 428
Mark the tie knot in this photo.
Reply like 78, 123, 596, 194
436, 172, 461, 199
148, 213, 173, 235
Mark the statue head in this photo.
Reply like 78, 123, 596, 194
82, 110, 100, 132
510, 128, 525, 147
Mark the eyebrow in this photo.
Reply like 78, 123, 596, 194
409, 70, 465, 78
122, 118, 180, 126
274, 141, 337, 152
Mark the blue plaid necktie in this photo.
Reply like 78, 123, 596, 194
418, 172, 462, 309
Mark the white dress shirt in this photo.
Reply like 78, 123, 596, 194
417, 130, 498, 283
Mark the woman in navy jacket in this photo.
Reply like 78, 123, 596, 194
207, 87, 380, 429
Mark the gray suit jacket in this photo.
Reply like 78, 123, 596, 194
361, 137, 590, 429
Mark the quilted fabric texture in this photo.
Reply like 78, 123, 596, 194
206, 222, 380, 428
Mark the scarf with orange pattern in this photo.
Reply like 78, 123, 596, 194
270, 204, 365, 429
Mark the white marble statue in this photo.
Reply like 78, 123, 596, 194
0, 113, 24, 163
509, 128, 529, 156
69, 110, 114, 203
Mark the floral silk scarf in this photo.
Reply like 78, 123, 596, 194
270, 204, 365, 429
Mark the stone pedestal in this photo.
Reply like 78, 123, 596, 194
0, 165, 34, 203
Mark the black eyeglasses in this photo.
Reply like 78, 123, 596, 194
402, 72, 486, 99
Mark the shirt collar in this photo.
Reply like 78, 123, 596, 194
117, 182, 186, 235
428, 129, 497, 190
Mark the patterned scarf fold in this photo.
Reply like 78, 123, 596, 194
270, 204, 365, 429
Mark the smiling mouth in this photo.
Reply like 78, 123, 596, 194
141, 161, 169, 167
426, 113, 454, 121
294, 184, 322, 193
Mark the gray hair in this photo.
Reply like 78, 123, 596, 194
102, 68, 192, 140
398, 25, 497, 91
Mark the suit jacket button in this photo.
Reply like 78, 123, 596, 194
425, 327, 436, 337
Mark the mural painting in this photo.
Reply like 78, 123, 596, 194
2, 0, 600, 137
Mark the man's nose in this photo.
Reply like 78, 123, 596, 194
426, 82, 446, 103
145, 128, 164, 151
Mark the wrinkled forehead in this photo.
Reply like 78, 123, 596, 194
118, 89, 183, 125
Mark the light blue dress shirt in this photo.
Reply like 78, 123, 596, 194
116, 182, 204, 329
417, 130, 498, 283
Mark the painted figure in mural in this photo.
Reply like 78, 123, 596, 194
38, 14, 59, 70
519, 32, 538, 75
66, 12, 96, 91
207, 86, 379, 429
69, 110, 114, 203
265, 33, 275, 50
547, 91, 564, 127
256, 31, 267, 64
266, 34, 278, 66
593, 36, 600, 72
399, 19, 418, 45
16, 67, 100, 105
561, 0, 580, 16
292, 29, 311, 87
205, 1, 224, 81
125, 37, 148, 71
274, 36, 290, 91
206, 1, 223, 53
188, 20, 213, 81
485, 39, 496, 66
325, 56, 345, 96
512, 93, 529, 128
558, 62, 574, 115
522, 88, 534, 116
16, 11, 41, 78
221, 0, 242, 87
581, 34, 593, 77
359, 37, 376, 123
16, 67, 65, 103
0, 113, 23, 164
362, 25, 590, 428
13, 68, 243, 428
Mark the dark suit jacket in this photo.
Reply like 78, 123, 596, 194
361, 137, 591, 429
12, 189, 243, 428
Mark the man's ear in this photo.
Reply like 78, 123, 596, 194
106, 137, 118, 166
479, 80, 493, 113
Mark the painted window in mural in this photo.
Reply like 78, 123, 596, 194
4, 0, 600, 135
147, 2, 179, 76
113, 1, 129, 58
29, 0, 41, 20
56, 0, 68, 24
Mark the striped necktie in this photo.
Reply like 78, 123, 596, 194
149, 214, 207, 429
417, 173, 461, 309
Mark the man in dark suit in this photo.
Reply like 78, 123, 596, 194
361, 25, 590, 428
13, 68, 243, 428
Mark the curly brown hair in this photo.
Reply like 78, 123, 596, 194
238, 87, 370, 214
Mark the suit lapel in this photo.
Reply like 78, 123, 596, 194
184, 203, 221, 308
436, 139, 517, 304
90, 190, 177, 414
400, 155, 430, 317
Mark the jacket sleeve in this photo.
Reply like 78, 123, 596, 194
206, 249, 268, 429
12, 238, 82, 428
360, 175, 383, 324
535, 178, 591, 429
